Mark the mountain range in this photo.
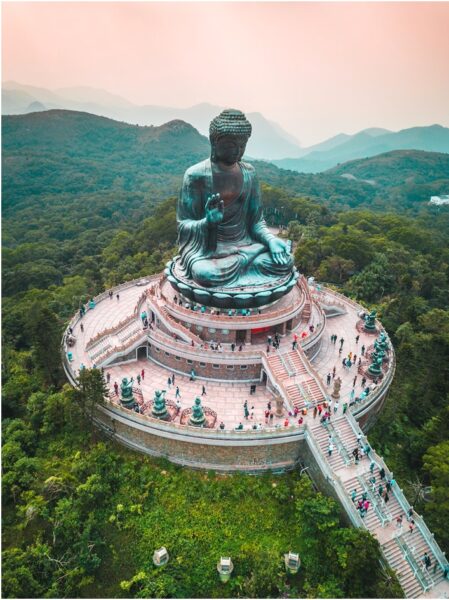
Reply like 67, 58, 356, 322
4, 81, 449, 168
3, 110, 449, 220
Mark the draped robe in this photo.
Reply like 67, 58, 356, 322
177, 159, 293, 288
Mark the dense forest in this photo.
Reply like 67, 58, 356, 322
2, 109, 449, 598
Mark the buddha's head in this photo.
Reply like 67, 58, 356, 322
209, 109, 252, 165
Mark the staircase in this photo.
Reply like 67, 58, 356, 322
285, 383, 306, 410
266, 355, 290, 381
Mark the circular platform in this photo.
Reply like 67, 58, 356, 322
62, 274, 395, 472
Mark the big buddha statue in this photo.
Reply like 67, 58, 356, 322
166, 109, 297, 308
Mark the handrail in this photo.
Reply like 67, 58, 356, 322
396, 535, 432, 592
303, 427, 365, 529
148, 328, 262, 363
325, 421, 352, 466
356, 474, 389, 527
100, 399, 306, 438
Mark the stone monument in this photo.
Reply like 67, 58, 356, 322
189, 397, 206, 427
120, 377, 135, 408
151, 389, 169, 420
166, 109, 298, 308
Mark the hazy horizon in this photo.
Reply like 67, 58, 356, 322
3, 2, 449, 146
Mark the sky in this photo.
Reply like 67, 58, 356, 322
3, 1, 449, 146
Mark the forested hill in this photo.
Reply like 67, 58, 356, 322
327, 149, 449, 188
4, 110, 449, 220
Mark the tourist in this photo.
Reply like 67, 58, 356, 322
369, 461, 375, 474
353, 354, 357, 365
352, 448, 360, 463
361, 344, 365, 356
201, 384, 206, 396
350, 389, 355, 403
351, 489, 357, 503
238, 344, 243, 351
292, 340, 298, 350
80, 323, 84, 332
231, 343, 235, 351
172, 373, 175, 384
328, 442, 334, 456
343, 403, 348, 414
355, 334, 360, 344
369, 476, 376, 491
219, 421, 225, 430
348, 351, 352, 360
379, 467, 386, 480
284, 418, 290, 427
244, 402, 249, 420
390, 477, 396, 488
267, 335, 272, 346
173, 295, 177, 304
116, 293, 120, 301
235, 422, 244, 430
384, 492, 390, 504
106, 372, 111, 383
190, 369, 195, 381
339, 337, 344, 348
361, 376, 367, 387
423, 552, 432, 570
114, 381, 119, 395
342, 357, 346, 367
167, 376, 172, 388
357, 433, 363, 446
264, 409, 270, 424
338, 347, 343, 356
378, 484, 384, 496
175, 386, 181, 398
326, 373, 331, 385
363, 499, 370, 514
353, 375, 357, 387
358, 358, 362, 367
266, 344, 270, 353
141, 369, 145, 380
109, 290, 113, 300
137, 374, 141, 385
334, 401, 339, 413
317, 404, 322, 416
313, 406, 318, 419
396, 515, 403, 531
409, 520, 415, 534
267, 401, 272, 410
175, 398, 181, 413
407, 507, 415, 521
269, 412, 274, 423
298, 417, 303, 425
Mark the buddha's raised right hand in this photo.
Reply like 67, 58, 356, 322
205, 194, 224, 224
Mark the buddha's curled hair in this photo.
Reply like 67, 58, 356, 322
209, 109, 252, 142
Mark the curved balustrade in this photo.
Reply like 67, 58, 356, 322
159, 279, 306, 329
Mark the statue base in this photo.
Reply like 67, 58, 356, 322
165, 257, 299, 309
121, 396, 135, 409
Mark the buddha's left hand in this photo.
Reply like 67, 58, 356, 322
268, 238, 291, 265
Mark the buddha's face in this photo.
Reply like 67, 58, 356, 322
213, 135, 247, 165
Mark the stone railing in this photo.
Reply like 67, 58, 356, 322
98, 400, 306, 438
300, 303, 326, 353
148, 328, 261, 364
351, 350, 396, 418
303, 427, 365, 528
86, 314, 136, 351
160, 280, 305, 328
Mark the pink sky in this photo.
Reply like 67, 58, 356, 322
3, 2, 449, 145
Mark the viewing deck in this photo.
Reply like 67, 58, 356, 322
62, 274, 449, 598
